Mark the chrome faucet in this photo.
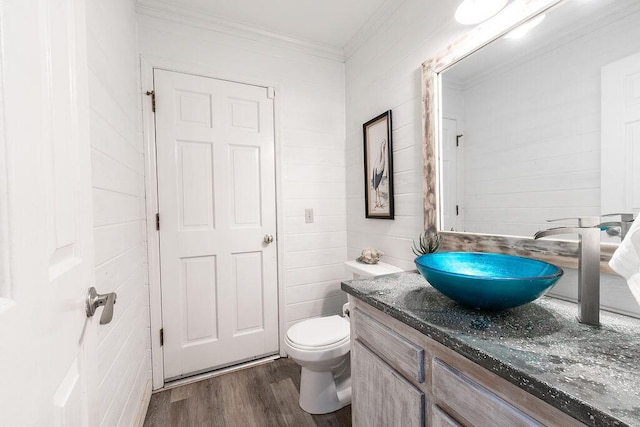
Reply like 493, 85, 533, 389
599, 213, 635, 239
534, 216, 601, 326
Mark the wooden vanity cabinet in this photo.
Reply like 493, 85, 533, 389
352, 340, 426, 426
349, 299, 585, 427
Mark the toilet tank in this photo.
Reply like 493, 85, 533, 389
344, 260, 403, 279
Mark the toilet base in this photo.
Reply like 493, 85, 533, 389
298, 359, 351, 414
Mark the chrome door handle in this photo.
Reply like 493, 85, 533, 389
263, 234, 274, 244
86, 287, 117, 325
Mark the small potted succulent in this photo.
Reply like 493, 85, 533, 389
412, 230, 441, 256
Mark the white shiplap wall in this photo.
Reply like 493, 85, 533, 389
452, 9, 640, 237
86, 0, 152, 425
345, 0, 466, 269
136, 11, 348, 334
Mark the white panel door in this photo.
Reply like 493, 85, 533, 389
601, 51, 640, 215
441, 118, 463, 231
0, 0, 99, 425
154, 69, 279, 380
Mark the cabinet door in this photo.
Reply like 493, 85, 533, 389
432, 405, 462, 427
353, 340, 425, 427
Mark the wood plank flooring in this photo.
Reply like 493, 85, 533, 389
144, 357, 352, 427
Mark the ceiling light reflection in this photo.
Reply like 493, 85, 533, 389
504, 14, 546, 39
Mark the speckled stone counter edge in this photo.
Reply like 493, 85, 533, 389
341, 277, 633, 427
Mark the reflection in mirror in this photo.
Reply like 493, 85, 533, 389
440, 0, 640, 238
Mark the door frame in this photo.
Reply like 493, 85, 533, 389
441, 116, 464, 232
140, 56, 286, 389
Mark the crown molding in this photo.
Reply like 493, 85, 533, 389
136, 0, 346, 62
343, 0, 408, 61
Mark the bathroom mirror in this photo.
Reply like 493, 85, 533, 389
422, 0, 640, 268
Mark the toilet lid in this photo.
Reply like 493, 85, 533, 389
286, 315, 350, 348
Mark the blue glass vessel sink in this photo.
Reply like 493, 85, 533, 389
415, 252, 563, 310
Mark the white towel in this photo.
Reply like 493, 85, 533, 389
609, 215, 640, 306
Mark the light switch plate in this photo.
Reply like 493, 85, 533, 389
305, 208, 314, 223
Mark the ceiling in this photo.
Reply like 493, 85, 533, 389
136, 0, 419, 54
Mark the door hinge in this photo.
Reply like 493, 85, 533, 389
155, 213, 160, 231
146, 90, 156, 112
456, 134, 463, 147
160, 328, 164, 346
456, 205, 459, 216
267, 87, 275, 99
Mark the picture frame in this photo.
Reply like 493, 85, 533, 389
363, 110, 394, 219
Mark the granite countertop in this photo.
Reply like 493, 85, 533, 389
342, 271, 640, 427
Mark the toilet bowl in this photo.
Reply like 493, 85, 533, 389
284, 259, 403, 414
283, 315, 351, 414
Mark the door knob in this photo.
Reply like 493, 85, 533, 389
263, 234, 274, 244
86, 287, 117, 325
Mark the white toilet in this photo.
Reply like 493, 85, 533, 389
283, 260, 403, 414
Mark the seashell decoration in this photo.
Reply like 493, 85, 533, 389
356, 247, 384, 264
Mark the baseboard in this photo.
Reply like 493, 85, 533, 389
157, 355, 280, 392
135, 379, 153, 427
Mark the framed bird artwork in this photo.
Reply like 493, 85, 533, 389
363, 110, 394, 219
